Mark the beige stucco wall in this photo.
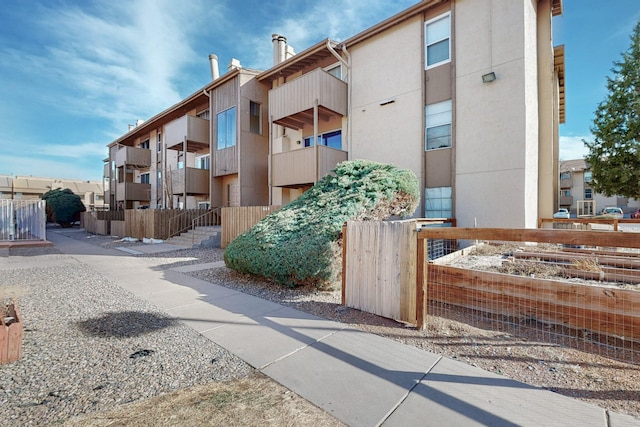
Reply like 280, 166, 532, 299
454, 0, 540, 228
349, 15, 425, 217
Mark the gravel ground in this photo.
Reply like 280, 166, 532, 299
0, 239, 250, 426
3, 230, 640, 423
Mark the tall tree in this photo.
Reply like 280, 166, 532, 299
41, 188, 86, 227
584, 19, 640, 199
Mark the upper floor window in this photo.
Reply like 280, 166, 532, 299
304, 130, 342, 149
250, 101, 261, 135
425, 100, 452, 150
584, 188, 593, 199
326, 63, 342, 80
157, 133, 162, 152
197, 155, 210, 170
140, 139, 150, 149
560, 172, 571, 180
217, 107, 236, 150
197, 109, 210, 120
425, 12, 451, 69
140, 173, 150, 184
584, 171, 593, 183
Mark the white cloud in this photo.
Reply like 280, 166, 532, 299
559, 135, 591, 161
12, 1, 223, 133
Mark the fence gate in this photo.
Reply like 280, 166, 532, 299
343, 220, 417, 324
0, 200, 46, 242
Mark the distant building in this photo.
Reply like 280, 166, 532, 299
558, 159, 639, 215
0, 175, 105, 211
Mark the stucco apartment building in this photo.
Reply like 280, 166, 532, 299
105, 0, 564, 229
559, 159, 640, 216
0, 174, 105, 210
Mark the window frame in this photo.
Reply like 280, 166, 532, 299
425, 100, 452, 151
249, 101, 261, 135
303, 129, 342, 149
216, 107, 237, 150
425, 12, 451, 69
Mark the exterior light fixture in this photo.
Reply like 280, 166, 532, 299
482, 72, 496, 83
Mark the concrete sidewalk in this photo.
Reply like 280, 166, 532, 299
46, 230, 638, 427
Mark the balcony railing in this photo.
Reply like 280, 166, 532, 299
559, 195, 573, 206
165, 115, 210, 152
115, 182, 151, 201
170, 167, 209, 195
114, 146, 151, 168
271, 145, 347, 188
559, 178, 572, 188
269, 68, 347, 130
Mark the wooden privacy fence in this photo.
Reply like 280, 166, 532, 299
81, 210, 124, 236
125, 209, 211, 240
221, 206, 281, 248
341, 219, 455, 324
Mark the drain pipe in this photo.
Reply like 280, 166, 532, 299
327, 40, 352, 157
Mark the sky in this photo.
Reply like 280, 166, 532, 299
0, 0, 638, 182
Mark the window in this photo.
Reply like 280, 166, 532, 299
304, 130, 342, 149
561, 190, 571, 197
425, 13, 451, 68
326, 63, 341, 79
560, 172, 571, 180
425, 187, 452, 218
140, 139, 150, 149
197, 109, 210, 120
157, 133, 162, 152
217, 107, 236, 150
584, 188, 593, 199
157, 171, 162, 195
250, 101, 261, 134
197, 155, 210, 170
584, 171, 593, 183
140, 173, 150, 184
425, 100, 452, 150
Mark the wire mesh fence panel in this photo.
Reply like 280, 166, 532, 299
421, 228, 640, 364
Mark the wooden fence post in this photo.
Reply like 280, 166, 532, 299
416, 236, 427, 330
341, 223, 347, 306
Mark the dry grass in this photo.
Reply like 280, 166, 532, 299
62, 372, 345, 427
572, 257, 603, 273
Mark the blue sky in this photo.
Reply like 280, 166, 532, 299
0, 0, 638, 181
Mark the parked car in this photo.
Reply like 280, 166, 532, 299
553, 208, 570, 219
631, 208, 640, 219
601, 207, 624, 219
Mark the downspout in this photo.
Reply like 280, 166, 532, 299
268, 115, 273, 205
328, 40, 352, 157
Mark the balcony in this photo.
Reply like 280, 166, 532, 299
170, 167, 209, 195
269, 68, 347, 130
272, 145, 347, 188
114, 146, 151, 168
559, 195, 573, 206
559, 178, 572, 188
116, 182, 150, 201
165, 115, 210, 152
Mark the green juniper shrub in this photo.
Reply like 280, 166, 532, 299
41, 188, 86, 227
224, 160, 419, 288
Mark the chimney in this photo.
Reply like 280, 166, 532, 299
209, 54, 220, 80
228, 58, 242, 71
272, 34, 287, 65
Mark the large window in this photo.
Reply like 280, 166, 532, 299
140, 139, 150, 149
425, 13, 451, 68
140, 173, 150, 184
425, 100, 452, 150
217, 107, 236, 150
250, 101, 261, 134
304, 130, 342, 149
584, 171, 593, 183
425, 187, 452, 218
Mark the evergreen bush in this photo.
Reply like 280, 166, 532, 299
224, 160, 419, 288
41, 188, 86, 227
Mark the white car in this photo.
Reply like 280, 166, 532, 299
601, 207, 624, 219
553, 208, 570, 219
